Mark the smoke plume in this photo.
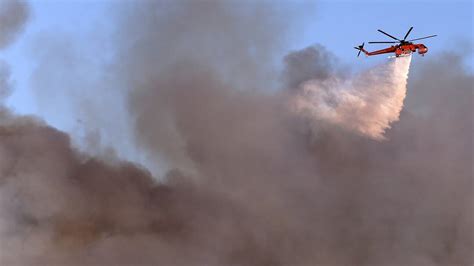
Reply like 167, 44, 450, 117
0, 0, 29, 49
0, 1, 472, 265
0, 0, 29, 104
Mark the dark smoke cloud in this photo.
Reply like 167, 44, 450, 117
1, 1, 472, 265
0, 0, 29, 49
115, 0, 314, 174
282, 44, 345, 90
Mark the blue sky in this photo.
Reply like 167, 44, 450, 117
1, 0, 472, 126
309, 1, 473, 67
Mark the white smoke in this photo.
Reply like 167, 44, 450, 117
295, 56, 412, 140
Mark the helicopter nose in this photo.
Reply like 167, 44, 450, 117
418, 47, 428, 54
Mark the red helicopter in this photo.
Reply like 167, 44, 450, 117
354, 27, 437, 57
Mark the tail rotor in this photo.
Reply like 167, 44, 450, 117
354, 42, 365, 57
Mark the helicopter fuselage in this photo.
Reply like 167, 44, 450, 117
354, 27, 435, 58
365, 43, 428, 57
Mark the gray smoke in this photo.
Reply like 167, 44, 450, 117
0, 60, 11, 102
282, 44, 346, 90
0, 0, 24, 121
0, 0, 29, 105
0, 1, 472, 265
0, 0, 29, 49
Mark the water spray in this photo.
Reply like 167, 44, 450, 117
295, 56, 412, 140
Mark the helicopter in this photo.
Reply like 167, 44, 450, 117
354, 27, 437, 58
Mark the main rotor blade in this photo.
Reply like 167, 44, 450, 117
403, 26, 413, 40
377, 29, 401, 41
408, 35, 437, 42
368, 41, 398, 44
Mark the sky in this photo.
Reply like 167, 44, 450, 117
1, 0, 473, 130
